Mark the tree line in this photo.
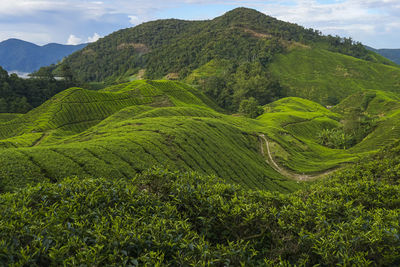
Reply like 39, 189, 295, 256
0, 66, 77, 113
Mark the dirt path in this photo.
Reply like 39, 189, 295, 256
259, 134, 338, 181
32, 132, 49, 147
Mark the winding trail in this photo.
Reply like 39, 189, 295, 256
259, 134, 338, 181
32, 132, 49, 147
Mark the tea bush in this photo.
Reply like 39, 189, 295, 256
1, 159, 400, 265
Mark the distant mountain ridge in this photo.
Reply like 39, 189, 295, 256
366, 46, 400, 65
0, 38, 87, 73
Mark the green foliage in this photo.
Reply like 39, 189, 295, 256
342, 108, 376, 144
1, 159, 400, 265
239, 97, 264, 118
317, 108, 376, 149
0, 80, 302, 193
188, 60, 285, 111
59, 7, 381, 85
0, 66, 78, 113
317, 128, 354, 149
2, 79, 400, 196
269, 48, 400, 105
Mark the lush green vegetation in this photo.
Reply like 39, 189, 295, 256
2, 141, 400, 266
0, 80, 304, 193
61, 8, 386, 83
269, 48, 400, 105
2, 8, 400, 263
3, 80, 400, 194
0, 67, 78, 113
54, 7, 395, 113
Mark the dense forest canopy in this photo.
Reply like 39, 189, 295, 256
0, 66, 77, 113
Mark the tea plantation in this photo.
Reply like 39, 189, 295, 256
2, 79, 400, 265
2, 144, 400, 265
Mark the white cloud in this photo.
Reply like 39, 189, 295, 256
1, 0, 400, 48
254, 0, 400, 47
87, 32, 101, 42
0, 0, 66, 16
129, 15, 141, 25
67, 34, 82, 45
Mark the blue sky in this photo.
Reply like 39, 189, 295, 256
1, 0, 399, 48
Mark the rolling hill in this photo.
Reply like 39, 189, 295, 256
0, 80, 298, 193
61, 8, 391, 83
268, 48, 400, 105
0, 38, 86, 73
2, 78, 400, 194
58, 8, 400, 114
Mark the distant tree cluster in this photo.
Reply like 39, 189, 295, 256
317, 108, 376, 149
200, 61, 285, 112
0, 66, 76, 113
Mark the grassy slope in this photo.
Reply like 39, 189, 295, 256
269, 48, 400, 105
2, 80, 400, 193
0, 80, 300, 193
333, 90, 400, 153
0, 113, 23, 123
258, 97, 356, 173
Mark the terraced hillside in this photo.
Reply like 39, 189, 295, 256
0, 80, 297, 193
2, 80, 400, 194
268, 48, 400, 105
50, 7, 400, 115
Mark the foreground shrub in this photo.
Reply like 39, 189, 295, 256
1, 165, 400, 265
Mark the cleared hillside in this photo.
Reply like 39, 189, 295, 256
268, 48, 400, 105
2, 79, 400, 193
0, 80, 299, 193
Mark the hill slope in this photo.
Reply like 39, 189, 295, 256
366, 46, 400, 65
61, 7, 387, 84
268, 48, 400, 105
0, 38, 86, 73
0, 80, 302, 193
3, 79, 400, 194
2, 144, 400, 265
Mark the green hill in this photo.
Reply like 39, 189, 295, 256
61, 8, 388, 83
268, 48, 400, 105
53, 7, 396, 113
0, 80, 301, 193
3, 79, 400, 194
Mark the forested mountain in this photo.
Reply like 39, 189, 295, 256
0, 38, 86, 73
59, 8, 395, 111
62, 8, 389, 83
366, 46, 400, 64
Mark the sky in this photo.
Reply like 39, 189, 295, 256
0, 0, 399, 49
